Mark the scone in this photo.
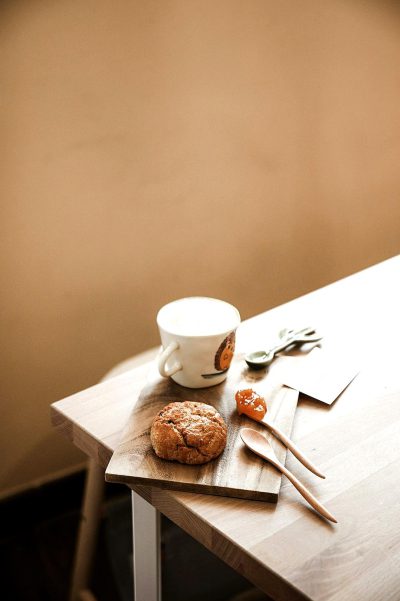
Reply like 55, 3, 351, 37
150, 401, 227, 465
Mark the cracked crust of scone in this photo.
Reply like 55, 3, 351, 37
150, 401, 227, 465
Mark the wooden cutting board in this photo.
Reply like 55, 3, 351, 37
106, 355, 299, 501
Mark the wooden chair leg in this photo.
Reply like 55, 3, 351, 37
69, 459, 105, 601
68, 350, 159, 601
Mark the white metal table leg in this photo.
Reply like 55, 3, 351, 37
132, 490, 161, 601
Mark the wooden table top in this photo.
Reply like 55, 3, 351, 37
51, 256, 400, 601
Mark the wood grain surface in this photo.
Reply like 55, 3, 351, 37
105, 358, 299, 501
51, 256, 400, 601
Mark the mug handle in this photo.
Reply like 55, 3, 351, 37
158, 341, 182, 377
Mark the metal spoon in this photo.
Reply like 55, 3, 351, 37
245, 326, 322, 369
240, 428, 337, 523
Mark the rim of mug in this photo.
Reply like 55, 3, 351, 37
157, 296, 241, 338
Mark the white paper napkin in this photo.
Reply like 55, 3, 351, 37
276, 347, 359, 405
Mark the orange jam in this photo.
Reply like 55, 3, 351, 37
235, 388, 267, 421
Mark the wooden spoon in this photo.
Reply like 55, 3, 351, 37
240, 428, 337, 523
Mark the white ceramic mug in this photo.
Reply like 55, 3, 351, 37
157, 297, 241, 388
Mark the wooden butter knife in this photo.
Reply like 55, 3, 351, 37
246, 412, 325, 479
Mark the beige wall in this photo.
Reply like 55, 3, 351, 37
1, 0, 399, 496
